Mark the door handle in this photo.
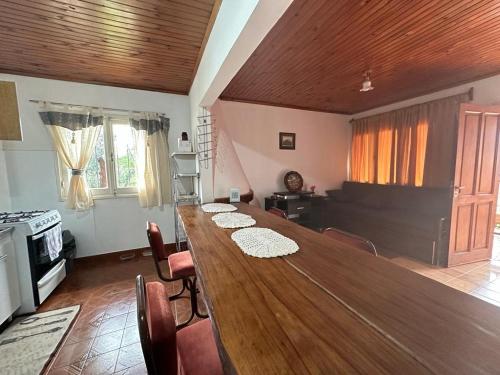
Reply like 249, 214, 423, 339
32, 233, 44, 240
453, 185, 466, 197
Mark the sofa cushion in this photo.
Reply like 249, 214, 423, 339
326, 202, 440, 237
357, 194, 383, 208
341, 181, 450, 216
168, 251, 195, 279
177, 319, 223, 375
326, 189, 351, 202
375, 208, 440, 234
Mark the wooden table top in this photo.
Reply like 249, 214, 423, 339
177, 203, 500, 374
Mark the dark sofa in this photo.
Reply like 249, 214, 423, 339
325, 182, 451, 265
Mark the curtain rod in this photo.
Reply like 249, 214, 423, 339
349, 88, 474, 123
28, 99, 167, 116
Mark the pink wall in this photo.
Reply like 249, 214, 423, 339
211, 100, 351, 206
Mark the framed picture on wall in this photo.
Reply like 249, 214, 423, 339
279, 132, 296, 150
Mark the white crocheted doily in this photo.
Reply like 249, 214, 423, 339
211, 212, 256, 229
231, 228, 299, 258
201, 203, 237, 213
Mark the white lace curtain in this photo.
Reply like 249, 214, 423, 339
40, 105, 171, 210
129, 113, 171, 208
39, 105, 103, 210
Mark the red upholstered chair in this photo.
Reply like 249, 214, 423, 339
268, 207, 288, 219
147, 222, 207, 327
136, 275, 223, 375
322, 227, 378, 256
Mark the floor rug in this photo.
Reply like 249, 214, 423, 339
0, 305, 80, 375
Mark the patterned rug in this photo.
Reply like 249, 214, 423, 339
0, 305, 80, 375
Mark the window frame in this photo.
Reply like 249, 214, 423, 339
55, 115, 138, 201
107, 116, 138, 197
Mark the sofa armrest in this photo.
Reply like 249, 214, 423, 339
435, 217, 449, 266
325, 189, 343, 200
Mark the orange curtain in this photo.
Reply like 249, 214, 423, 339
351, 119, 376, 183
350, 93, 469, 187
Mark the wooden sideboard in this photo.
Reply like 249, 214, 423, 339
264, 194, 326, 231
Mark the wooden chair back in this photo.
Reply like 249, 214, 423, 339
146, 222, 171, 280
268, 207, 288, 219
136, 275, 178, 375
322, 227, 378, 256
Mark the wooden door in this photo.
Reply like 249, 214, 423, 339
448, 104, 500, 266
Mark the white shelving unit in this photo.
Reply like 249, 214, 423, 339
171, 152, 197, 156
170, 151, 200, 251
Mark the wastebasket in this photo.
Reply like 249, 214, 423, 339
62, 230, 76, 274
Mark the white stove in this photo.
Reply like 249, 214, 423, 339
0, 210, 61, 234
0, 210, 66, 313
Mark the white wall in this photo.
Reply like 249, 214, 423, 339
212, 100, 351, 207
209, 73, 500, 206
355, 73, 500, 118
189, 0, 293, 202
0, 74, 190, 258
0, 141, 11, 211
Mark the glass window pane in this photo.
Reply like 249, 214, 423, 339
112, 122, 137, 189
85, 129, 108, 189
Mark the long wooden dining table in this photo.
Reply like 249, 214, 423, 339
177, 203, 500, 374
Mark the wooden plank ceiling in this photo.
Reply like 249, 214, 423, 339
0, 0, 219, 94
221, 0, 500, 114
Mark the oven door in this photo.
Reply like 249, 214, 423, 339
37, 258, 66, 304
29, 224, 63, 281
27, 223, 65, 306
32, 233, 51, 266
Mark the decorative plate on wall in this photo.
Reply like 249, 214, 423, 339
284, 171, 303, 192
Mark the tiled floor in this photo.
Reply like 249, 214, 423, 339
39, 236, 500, 374
40, 253, 200, 375
386, 234, 500, 307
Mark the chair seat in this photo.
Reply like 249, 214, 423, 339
177, 319, 223, 375
168, 251, 196, 278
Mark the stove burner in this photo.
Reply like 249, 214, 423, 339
0, 210, 48, 224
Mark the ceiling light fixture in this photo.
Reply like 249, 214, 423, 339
360, 71, 374, 92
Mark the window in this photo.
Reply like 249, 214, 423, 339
57, 116, 138, 199
111, 118, 137, 192
350, 115, 428, 187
